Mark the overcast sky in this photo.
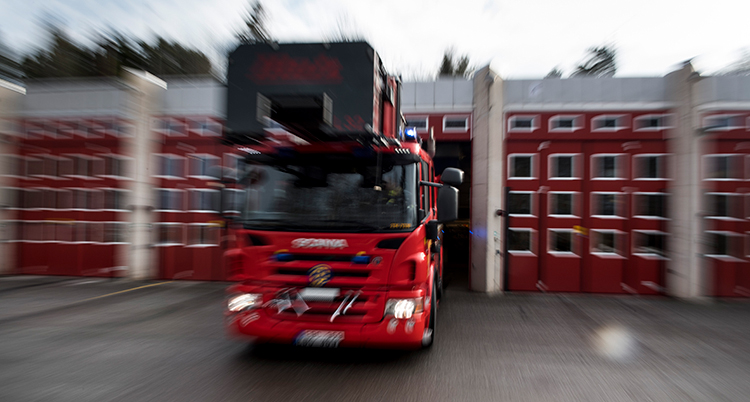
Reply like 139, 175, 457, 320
2, 0, 749, 79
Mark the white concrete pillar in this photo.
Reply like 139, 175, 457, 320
121, 69, 166, 279
0, 80, 24, 275
665, 63, 708, 300
470, 67, 504, 292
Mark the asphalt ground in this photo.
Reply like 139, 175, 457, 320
0, 275, 749, 402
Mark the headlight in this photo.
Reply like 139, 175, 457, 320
227, 293, 262, 312
384, 298, 424, 319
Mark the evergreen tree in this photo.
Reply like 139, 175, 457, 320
572, 45, 617, 77
236, 0, 270, 44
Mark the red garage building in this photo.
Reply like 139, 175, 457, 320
2, 62, 749, 300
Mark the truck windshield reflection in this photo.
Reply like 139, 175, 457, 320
239, 160, 417, 232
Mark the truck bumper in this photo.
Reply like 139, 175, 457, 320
226, 308, 428, 349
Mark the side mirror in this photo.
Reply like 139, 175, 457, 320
440, 167, 463, 187
437, 185, 458, 223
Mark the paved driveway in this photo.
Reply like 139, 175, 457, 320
0, 276, 748, 401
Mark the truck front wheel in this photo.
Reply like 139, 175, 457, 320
422, 280, 437, 348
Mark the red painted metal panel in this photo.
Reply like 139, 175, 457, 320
586, 255, 626, 294
18, 243, 49, 275
710, 258, 738, 297
627, 256, 663, 295
55, 243, 79, 276
541, 254, 581, 292
505, 110, 673, 294
735, 261, 750, 297
507, 255, 538, 291
190, 247, 215, 281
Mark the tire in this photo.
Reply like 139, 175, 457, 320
436, 272, 444, 301
422, 280, 437, 348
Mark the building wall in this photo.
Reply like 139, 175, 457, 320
3, 67, 750, 299
503, 109, 671, 294
0, 80, 25, 275
151, 77, 231, 281
11, 79, 137, 277
693, 75, 750, 297
402, 78, 473, 142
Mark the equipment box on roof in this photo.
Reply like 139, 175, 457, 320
226, 42, 397, 143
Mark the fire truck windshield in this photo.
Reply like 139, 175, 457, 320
239, 161, 418, 232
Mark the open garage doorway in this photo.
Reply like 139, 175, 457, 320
433, 141, 472, 290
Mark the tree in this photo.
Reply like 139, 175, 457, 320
22, 26, 98, 78
20, 24, 212, 78
0, 33, 23, 84
138, 38, 212, 76
545, 67, 563, 79
572, 45, 617, 77
438, 49, 472, 78
236, 0, 270, 44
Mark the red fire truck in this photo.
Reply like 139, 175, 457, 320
221, 42, 463, 348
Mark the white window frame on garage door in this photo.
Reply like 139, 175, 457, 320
405, 116, 429, 132
548, 228, 578, 257
508, 153, 537, 180
591, 192, 625, 218
97, 153, 134, 180
591, 154, 626, 180
591, 114, 628, 132
153, 154, 186, 180
103, 221, 129, 244
548, 114, 583, 132
705, 230, 744, 261
632, 230, 668, 259
188, 118, 222, 137
507, 191, 535, 217
702, 114, 744, 131
186, 222, 221, 247
703, 154, 742, 181
507, 115, 539, 133
548, 191, 579, 218
154, 222, 184, 247
548, 153, 580, 180
590, 229, 626, 259
705, 192, 744, 220
187, 188, 220, 212
632, 192, 669, 220
508, 228, 536, 255
442, 115, 470, 132
188, 153, 221, 180
633, 154, 670, 180
100, 188, 130, 212
155, 188, 185, 212
634, 114, 672, 132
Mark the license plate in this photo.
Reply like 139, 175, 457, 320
295, 330, 344, 348
299, 287, 340, 302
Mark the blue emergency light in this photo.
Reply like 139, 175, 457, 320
404, 127, 418, 140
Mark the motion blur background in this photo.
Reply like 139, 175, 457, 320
1, 0, 750, 299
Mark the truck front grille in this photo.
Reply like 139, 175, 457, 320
268, 290, 383, 323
